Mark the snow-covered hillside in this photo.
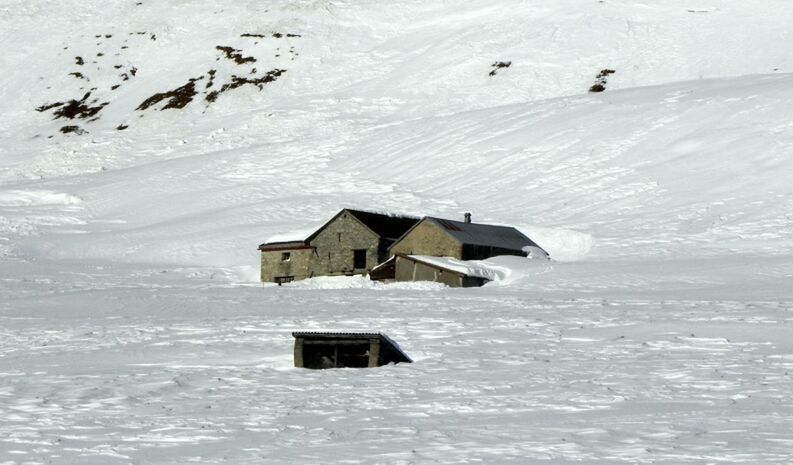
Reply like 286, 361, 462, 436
1, 0, 792, 463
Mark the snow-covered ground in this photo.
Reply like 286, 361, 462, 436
1, 0, 792, 463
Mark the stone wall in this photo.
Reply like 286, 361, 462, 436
390, 220, 462, 258
260, 247, 314, 283
309, 212, 380, 276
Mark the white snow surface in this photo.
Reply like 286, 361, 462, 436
1, 0, 793, 463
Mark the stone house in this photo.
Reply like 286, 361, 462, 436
258, 209, 419, 284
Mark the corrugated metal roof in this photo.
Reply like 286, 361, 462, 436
292, 331, 383, 338
426, 217, 539, 251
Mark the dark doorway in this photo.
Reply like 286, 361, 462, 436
293, 332, 412, 369
353, 249, 367, 269
303, 343, 370, 369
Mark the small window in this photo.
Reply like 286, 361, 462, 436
275, 276, 294, 285
281, 252, 291, 262
353, 249, 367, 269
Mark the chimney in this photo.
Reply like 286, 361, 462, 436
464, 212, 472, 223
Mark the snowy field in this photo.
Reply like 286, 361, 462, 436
2, 260, 792, 463
2, 0, 793, 463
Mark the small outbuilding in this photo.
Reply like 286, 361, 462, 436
394, 254, 492, 288
292, 331, 412, 369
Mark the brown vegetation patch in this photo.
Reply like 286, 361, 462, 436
489, 61, 511, 76
60, 125, 86, 135
75, 56, 84, 66
137, 77, 202, 110
37, 92, 108, 120
596, 69, 616, 79
241, 33, 266, 38
216, 46, 256, 65
205, 69, 286, 103
589, 68, 615, 92
36, 102, 64, 112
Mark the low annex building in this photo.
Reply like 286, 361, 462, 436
258, 209, 419, 284
393, 254, 493, 288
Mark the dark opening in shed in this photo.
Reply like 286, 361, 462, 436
292, 332, 412, 369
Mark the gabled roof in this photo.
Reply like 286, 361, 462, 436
306, 208, 419, 242
391, 216, 543, 253
346, 209, 420, 241
259, 209, 419, 250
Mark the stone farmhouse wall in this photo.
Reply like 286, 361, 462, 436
260, 247, 314, 283
389, 220, 462, 258
310, 212, 381, 276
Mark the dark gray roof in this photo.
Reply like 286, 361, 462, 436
292, 331, 383, 338
425, 217, 540, 251
306, 209, 419, 242
346, 209, 419, 240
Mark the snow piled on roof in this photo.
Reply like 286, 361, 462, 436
408, 254, 551, 285
263, 227, 315, 244
408, 255, 502, 280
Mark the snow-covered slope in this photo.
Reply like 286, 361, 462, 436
3, 0, 793, 270
1, 1, 792, 463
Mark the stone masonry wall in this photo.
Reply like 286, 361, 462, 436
389, 220, 462, 258
310, 212, 380, 276
260, 247, 314, 282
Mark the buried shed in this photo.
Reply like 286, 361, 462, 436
293, 332, 412, 369
394, 254, 493, 287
